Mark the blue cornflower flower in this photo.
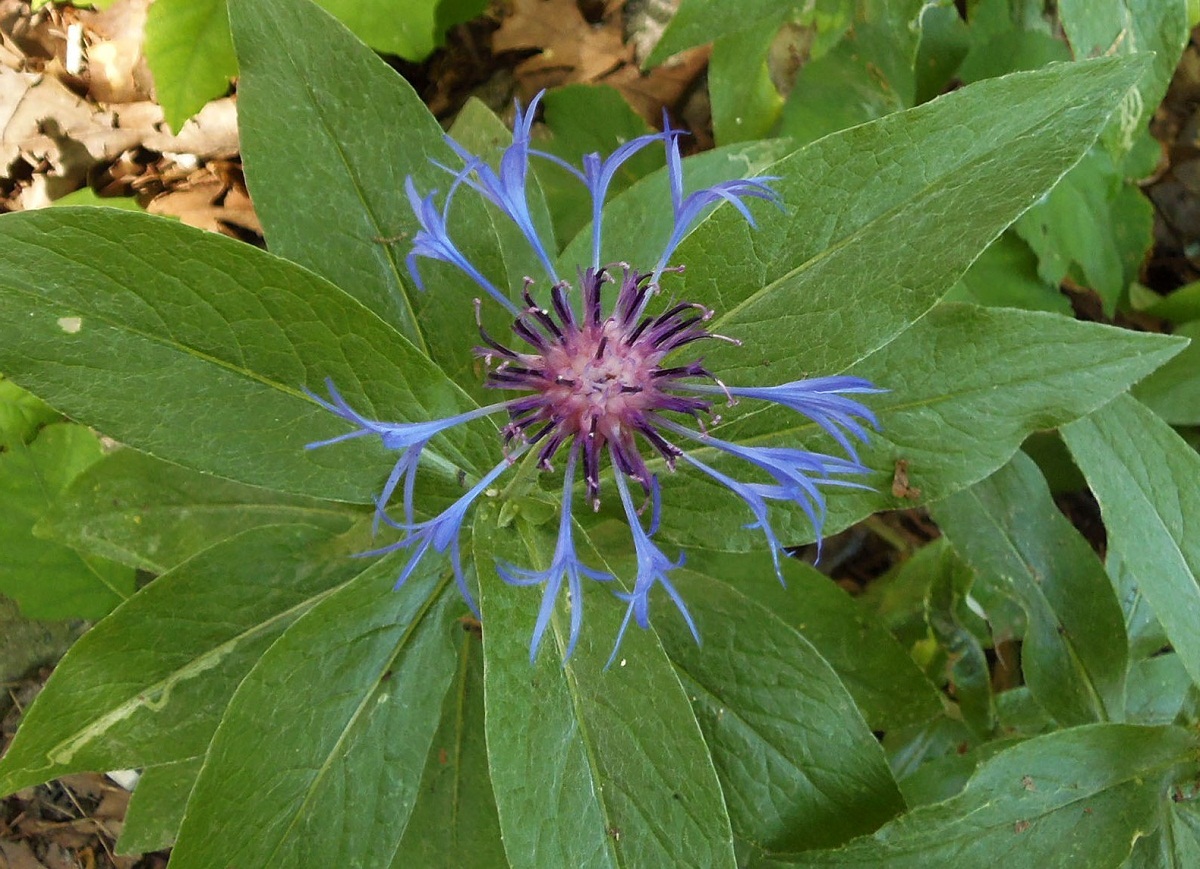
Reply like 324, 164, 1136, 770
307, 93, 884, 663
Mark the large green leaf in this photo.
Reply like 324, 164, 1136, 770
1062, 395, 1200, 688
0, 525, 364, 793
117, 756, 202, 854
684, 550, 942, 732
473, 512, 736, 869
667, 56, 1150, 385
0, 208, 493, 502
0, 422, 134, 620
649, 303, 1185, 552
708, 18, 786, 145
390, 629, 506, 867
1125, 654, 1194, 727
143, 0, 237, 132
660, 552, 906, 852
230, 0, 513, 374
37, 447, 360, 574
933, 452, 1128, 725
167, 558, 460, 868
764, 724, 1199, 867
947, 232, 1070, 315
312, 0, 485, 59
1133, 320, 1200, 426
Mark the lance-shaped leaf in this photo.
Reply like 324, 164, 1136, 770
0, 209, 493, 502
0, 524, 366, 794
678, 549, 943, 733
391, 629, 506, 867
1062, 394, 1200, 689
230, 0, 518, 374
652, 303, 1186, 551
473, 511, 737, 869
37, 448, 361, 574
761, 724, 1199, 867
167, 560, 461, 868
658, 553, 907, 853
0, 422, 134, 620
641, 55, 1150, 383
932, 452, 1128, 725
117, 756, 202, 854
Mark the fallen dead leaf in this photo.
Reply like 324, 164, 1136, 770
147, 164, 261, 237
494, 0, 631, 90
77, 0, 153, 105
493, 0, 708, 124
0, 839, 48, 869
141, 97, 239, 161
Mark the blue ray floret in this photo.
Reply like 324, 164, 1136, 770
497, 445, 612, 662
306, 93, 884, 663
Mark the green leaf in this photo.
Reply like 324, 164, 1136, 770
778, 0, 924, 147
37, 447, 361, 573
1125, 655, 1194, 727
932, 452, 1128, 725
1014, 146, 1153, 315
647, 0, 795, 64
709, 18, 786, 145
686, 550, 942, 732
118, 757, 202, 854
1132, 280, 1200, 323
922, 540, 995, 737
1062, 394, 1200, 689
143, 0, 237, 133
167, 559, 460, 868
652, 303, 1186, 552
763, 724, 1200, 867
957, 26, 1071, 84
229, 0, 512, 375
662, 552, 906, 852
51, 188, 143, 211
1133, 321, 1200, 426
946, 232, 1071, 315
0, 422, 134, 620
0, 524, 364, 793
312, 0, 482, 59
912, 2, 969, 104
390, 629, 506, 867
1059, 0, 1189, 156
0, 375, 60, 450
0, 208, 493, 502
671, 55, 1152, 385
1128, 790, 1200, 868
473, 512, 736, 869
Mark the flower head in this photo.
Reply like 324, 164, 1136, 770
307, 94, 884, 663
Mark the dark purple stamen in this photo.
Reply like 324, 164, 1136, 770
475, 266, 724, 505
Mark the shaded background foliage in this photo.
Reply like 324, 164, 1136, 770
2, 1, 1200, 868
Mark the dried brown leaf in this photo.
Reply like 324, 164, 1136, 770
494, 0, 631, 91
148, 167, 261, 237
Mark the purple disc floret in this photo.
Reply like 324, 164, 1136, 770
305, 92, 885, 663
